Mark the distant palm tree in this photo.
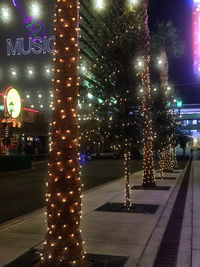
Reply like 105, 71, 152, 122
152, 21, 185, 60
152, 20, 185, 90
139, 0, 156, 187
151, 21, 185, 172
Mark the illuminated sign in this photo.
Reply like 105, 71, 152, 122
12, 0, 45, 39
177, 101, 182, 108
5, 87, 21, 118
193, 0, 200, 75
6, 36, 55, 56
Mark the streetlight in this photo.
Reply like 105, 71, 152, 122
94, 0, 105, 9
129, 0, 138, 5
30, 2, 42, 18
0, 6, 11, 23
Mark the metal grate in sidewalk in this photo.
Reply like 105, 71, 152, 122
153, 158, 192, 267
4, 248, 128, 267
95, 202, 159, 214
132, 185, 170, 190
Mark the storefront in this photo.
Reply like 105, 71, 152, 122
0, 1, 53, 155
0, 87, 48, 154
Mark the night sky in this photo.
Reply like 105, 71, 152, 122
149, 0, 200, 104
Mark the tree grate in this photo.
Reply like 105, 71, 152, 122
155, 176, 176, 180
4, 248, 128, 267
86, 254, 128, 267
131, 185, 171, 190
95, 202, 159, 214
153, 158, 192, 267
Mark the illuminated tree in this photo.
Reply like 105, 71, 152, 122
151, 21, 185, 172
136, 0, 156, 187
88, 0, 156, 189
40, 1, 90, 266
79, 4, 143, 207
151, 86, 175, 177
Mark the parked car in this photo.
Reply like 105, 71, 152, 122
94, 150, 122, 159
80, 153, 92, 163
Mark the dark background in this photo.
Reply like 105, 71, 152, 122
149, 0, 200, 104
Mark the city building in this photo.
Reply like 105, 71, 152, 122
175, 103, 200, 147
0, 0, 103, 153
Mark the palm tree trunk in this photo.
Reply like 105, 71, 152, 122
160, 49, 168, 88
163, 144, 173, 172
140, 1, 156, 187
124, 151, 131, 208
159, 149, 164, 179
40, 1, 90, 266
171, 144, 178, 169
159, 49, 173, 172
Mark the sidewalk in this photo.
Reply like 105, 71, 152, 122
0, 161, 192, 267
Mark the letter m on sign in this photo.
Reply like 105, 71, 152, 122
7, 38, 21, 56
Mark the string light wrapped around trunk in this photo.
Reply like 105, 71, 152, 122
124, 150, 131, 209
171, 143, 178, 169
138, 0, 156, 188
158, 49, 173, 173
163, 144, 173, 172
40, 1, 90, 266
159, 149, 164, 179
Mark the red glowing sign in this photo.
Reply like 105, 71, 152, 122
193, 0, 200, 75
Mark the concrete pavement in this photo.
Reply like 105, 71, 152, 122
0, 158, 195, 267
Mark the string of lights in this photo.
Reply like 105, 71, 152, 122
158, 50, 173, 173
41, 0, 89, 266
138, 1, 156, 188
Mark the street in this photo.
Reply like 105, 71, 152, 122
0, 159, 143, 224
0, 158, 187, 224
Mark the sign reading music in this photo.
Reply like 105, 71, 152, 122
6, 36, 55, 56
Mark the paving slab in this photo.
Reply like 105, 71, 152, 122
177, 226, 192, 267
0, 166, 188, 267
0, 232, 42, 266
137, 159, 191, 267
193, 227, 200, 250
137, 225, 166, 267
82, 219, 155, 246
86, 207, 163, 225
192, 250, 200, 267
192, 160, 200, 267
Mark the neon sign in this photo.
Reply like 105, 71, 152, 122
12, 0, 45, 39
193, 0, 200, 75
6, 36, 55, 56
4, 86, 21, 119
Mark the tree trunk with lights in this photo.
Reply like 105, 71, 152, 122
163, 144, 173, 172
140, 1, 156, 188
40, 1, 90, 266
120, 97, 131, 208
159, 149, 164, 179
159, 49, 173, 173
171, 144, 178, 169
124, 150, 131, 208
171, 111, 178, 169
